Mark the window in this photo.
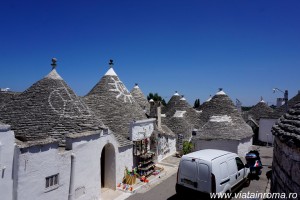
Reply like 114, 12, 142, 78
45, 174, 59, 188
235, 157, 245, 171
181, 160, 197, 178
197, 163, 209, 181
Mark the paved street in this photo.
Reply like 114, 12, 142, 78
126, 146, 273, 200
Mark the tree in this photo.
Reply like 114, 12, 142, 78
147, 93, 167, 106
193, 98, 200, 108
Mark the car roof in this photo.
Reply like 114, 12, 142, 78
183, 149, 235, 161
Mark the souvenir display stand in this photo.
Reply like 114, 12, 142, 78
133, 138, 156, 177
138, 152, 155, 177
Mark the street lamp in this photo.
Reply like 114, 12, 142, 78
273, 88, 288, 112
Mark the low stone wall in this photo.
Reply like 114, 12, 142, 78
271, 137, 300, 198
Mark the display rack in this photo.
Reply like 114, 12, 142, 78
138, 152, 155, 177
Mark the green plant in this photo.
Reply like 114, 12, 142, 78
182, 141, 193, 155
147, 92, 167, 106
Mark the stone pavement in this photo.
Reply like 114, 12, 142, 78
101, 154, 181, 200
233, 145, 273, 200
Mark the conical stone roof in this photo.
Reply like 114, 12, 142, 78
272, 102, 300, 146
84, 66, 147, 139
0, 67, 105, 145
194, 90, 253, 140
0, 91, 20, 109
165, 91, 181, 113
246, 99, 274, 123
165, 96, 200, 129
162, 117, 193, 140
130, 83, 150, 114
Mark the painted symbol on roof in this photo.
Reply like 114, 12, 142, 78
48, 86, 92, 118
109, 77, 135, 103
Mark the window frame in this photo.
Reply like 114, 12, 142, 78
45, 174, 59, 192
235, 157, 245, 171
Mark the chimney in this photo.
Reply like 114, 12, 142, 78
276, 98, 284, 108
149, 99, 156, 118
157, 102, 162, 130
149, 100, 162, 130
236, 99, 242, 113
284, 90, 288, 112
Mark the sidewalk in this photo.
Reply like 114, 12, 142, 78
101, 154, 180, 200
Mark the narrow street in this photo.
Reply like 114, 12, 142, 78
126, 146, 273, 200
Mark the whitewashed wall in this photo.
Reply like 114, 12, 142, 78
69, 134, 102, 200
116, 145, 133, 185
99, 132, 133, 191
194, 140, 238, 154
194, 138, 252, 157
0, 127, 133, 200
16, 143, 71, 200
237, 137, 253, 156
157, 136, 176, 162
259, 118, 277, 144
129, 119, 155, 141
0, 124, 15, 200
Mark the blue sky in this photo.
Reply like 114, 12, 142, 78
1, 0, 299, 106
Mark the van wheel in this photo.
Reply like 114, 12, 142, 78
244, 177, 251, 187
175, 185, 182, 197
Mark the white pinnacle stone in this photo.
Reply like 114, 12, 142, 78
105, 68, 118, 76
216, 90, 226, 95
45, 69, 63, 80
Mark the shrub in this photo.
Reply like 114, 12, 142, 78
182, 141, 193, 155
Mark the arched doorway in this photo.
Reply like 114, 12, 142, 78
100, 143, 116, 190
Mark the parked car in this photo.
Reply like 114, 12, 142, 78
176, 149, 250, 197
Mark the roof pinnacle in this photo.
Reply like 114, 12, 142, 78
51, 58, 57, 70
109, 59, 114, 68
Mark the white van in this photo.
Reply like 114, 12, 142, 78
176, 149, 250, 196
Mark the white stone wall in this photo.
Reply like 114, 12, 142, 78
130, 119, 155, 141
168, 137, 177, 157
15, 132, 131, 200
0, 127, 133, 200
116, 145, 133, 185
0, 124, 15, 200
16, 144, 71, 200
99, 132, 133, 190
194, 140, 238, 154
157, 136, 176, 162
259, 118, 277, 144
194, 138, 252, 157
70, 134, 102, 200
237, 137, 253, 156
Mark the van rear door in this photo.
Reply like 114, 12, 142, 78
196, 161, 211, 192
178, 159, 198, 190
